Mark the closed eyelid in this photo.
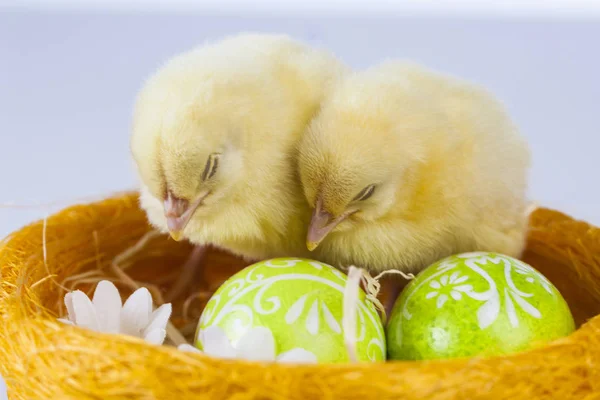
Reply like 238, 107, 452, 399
201, 158, 212, 181
207, 155, 219, 179
201, 153, 221, 181
353, 185, 375, 201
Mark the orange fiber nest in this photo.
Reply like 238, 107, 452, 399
1, 192, 599, 400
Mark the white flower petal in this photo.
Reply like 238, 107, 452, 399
429, 280, 441, 289
425, 291, 438, 299
201, 326, 236, 359
178, 344, 202, 353
143, 328, 167, 345
143, 304, 172, 337
92, 280, 122, 334
0, 370, 6, 400
235, 327, 276, 361
276, 348, 318, 364
441, 275, 449, 285
120, 287, 152, 336
64, 292, 76, 323
70, 290, 100, 331
449, 272, 459, 284
436, 294, 448, 309
305, 300, 319, 335
285, 294, 308, 325
450, 290, 462, 301
321, 303, 341, 334
454, 284, 474, 293
453, 275, 469, 284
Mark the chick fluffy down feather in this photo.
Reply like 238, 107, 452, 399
299, 61, 531, 273
131, 33, 348, 260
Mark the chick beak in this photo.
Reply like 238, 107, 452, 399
306, 199, 348, 251
163, 191, 206, 241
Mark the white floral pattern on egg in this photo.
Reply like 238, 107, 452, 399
387, 252, 575, 360
195, 258, 386, 363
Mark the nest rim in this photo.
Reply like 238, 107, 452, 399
1, 192, 599, 399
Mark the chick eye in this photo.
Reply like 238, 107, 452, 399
201, 153, 221, 181
353, 185, 375, 201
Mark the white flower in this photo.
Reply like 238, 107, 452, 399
58, 280, 172, 345
0, 371, 7, 400
178, 326, 318, 364
426, 272, 473, 308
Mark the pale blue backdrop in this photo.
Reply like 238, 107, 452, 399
1, 5, 599, 237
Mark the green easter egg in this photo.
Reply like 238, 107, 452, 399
387, 252, 575, 360
197, 258, 385, 363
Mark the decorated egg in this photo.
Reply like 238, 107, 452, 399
387, 252, 575, 360
195, 258, 385, 363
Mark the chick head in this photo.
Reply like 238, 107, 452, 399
298, 73, 426, 251
131, 73, 247, 241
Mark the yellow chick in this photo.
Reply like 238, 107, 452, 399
130, 33, 347, 299
299, 61, 531, 304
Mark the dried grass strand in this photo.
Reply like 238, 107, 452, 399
342, 266, 362, 362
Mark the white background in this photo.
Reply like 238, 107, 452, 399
1, 0, 599, 238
